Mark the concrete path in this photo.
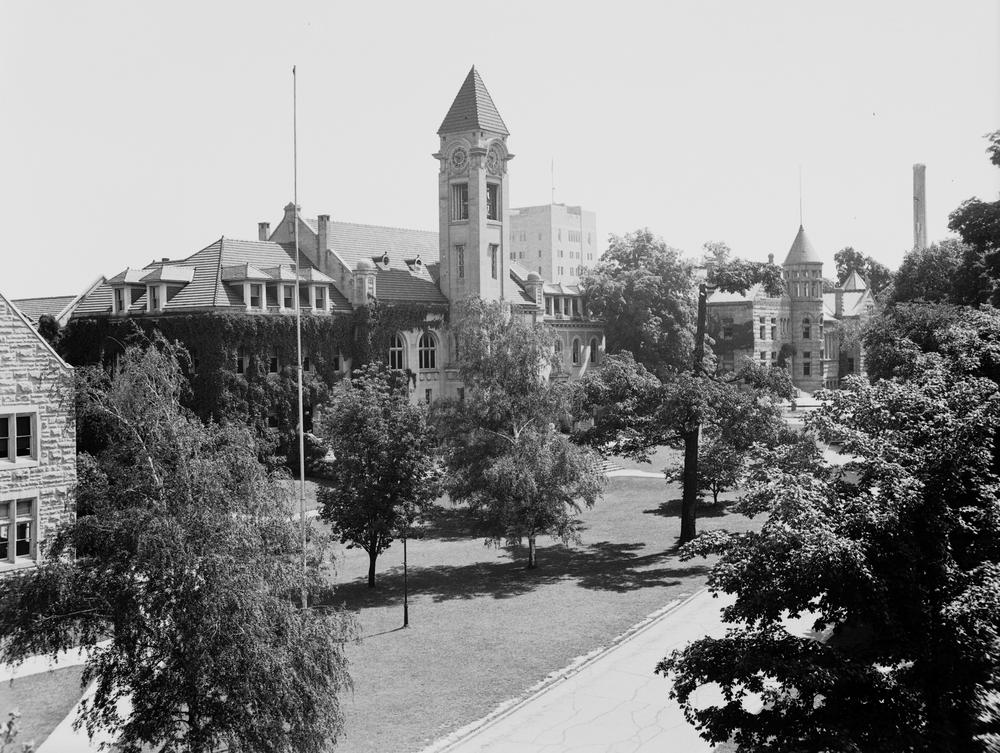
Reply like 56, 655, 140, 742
421, 589, 733, 753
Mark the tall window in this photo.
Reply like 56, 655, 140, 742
489, 244, 498, 280
314, 286, 326, 311
389, 334, 406, 370
802, 351, 812, 376
760, 325, 766, 340
269, 351, 279, 374
451, 183, 469, 221
418, 332, 437, 370
771, 317, 777, 339
456, 245, 465, 279
249, 284, 262, 308
148, 286, 160, 310
114, 288, 125, 313
0, 412, 35, 462
722, 318, 734, 339
486, 183, 500, 220
802, 317, 811, 339
283, 285, 295, 309
589, 338, 599, 364
0, 498, 35, 562
572, 338, 581, 365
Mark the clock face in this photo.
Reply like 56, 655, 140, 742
450, 147, 468, 171
486, 146, 502, 174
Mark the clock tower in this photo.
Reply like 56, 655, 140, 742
434, 67, 513, 316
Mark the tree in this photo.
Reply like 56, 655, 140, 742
948, 130, 1000, 305
703, 240, 732, 267
435, 299, 605, 568
0, 338, 356, 753
666, 438, 740, 505
890, 239, 966, 304
659, 352, 1000, 751
833, 246, 892, 293
36, 314, 59, 347
316, 363, 440, 588
580, 229, 697, 376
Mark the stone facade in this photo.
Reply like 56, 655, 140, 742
0, 292, 75, 572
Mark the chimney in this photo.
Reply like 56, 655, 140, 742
767, 252, 774, 265
258, 222, 270, 241
835, 287, 844, 317
317, 215, 330, 271
913, 164, 927, 250
283, 202, 299, 241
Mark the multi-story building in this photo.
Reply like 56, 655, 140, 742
508, 204, 598, 285
0, 291, 75, 572
67, 67, 604, 410
707, 225, 877, 392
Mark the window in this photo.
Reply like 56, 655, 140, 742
722, 318, 733, 339
802, 352, 812, 376
554, 339, 563, 359
114, 288, 125, 313
283, 285, 294, 309
332, 354, 341, 372
510, 252, 517, 261
314, 286, 326, 311
269, 351, 279, 374
266, 285, 278, 307
418, 332, 437, 370
802, 317, 811, 339
572, 339, 581, 365
486, 183, 500, 221
451, 183, 469, 221
457, 387, 465, 402
760, 325, 766, 340
0, 412, 36, 462
771, 325, 777, 339
235, 351, 247, 375
388, 334, 406, 370
568, 231, 582, 243
248, 284, 262, 308
0, 498, 35, 562
148, 286, 160, 310
771, 351, 777, 361
489, 244, 498, 280
455, 245, 465, 279
760, 351, 767, 362
589, 338, 599, 364
847, 357, 856, 373
425, 389, 433, 404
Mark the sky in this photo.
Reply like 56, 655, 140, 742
2, 0, 998, 299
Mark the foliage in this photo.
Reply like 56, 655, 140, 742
948, 130, 1000, 306
833, 246, 892, 293
861, 303, 1000, 384
889, 239, 971, 305
316, 363, 440, 588
435, 299, 604, 568
703, 240, 732, 267
659, 355, 1000, 752
0, 713, 32, 753
708, 259, 785, 299
580, 229, 697, 376
36, 314, 59, 347
0, 338, 356, 753
707, 317, 754, 357
666, 438, 740, 505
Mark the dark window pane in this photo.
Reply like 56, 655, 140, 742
15, 522, 30, 556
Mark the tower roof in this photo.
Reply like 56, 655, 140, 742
438, 66, 509, 136
782, 225, 822, 265
840, 269, 869, 292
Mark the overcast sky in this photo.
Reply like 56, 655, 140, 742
2, 0, 998, 298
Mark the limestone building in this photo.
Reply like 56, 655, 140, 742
0, 291, 76, 572
508, 204, 598, 285
707, 225, 876, 392
68, 67, 605, 407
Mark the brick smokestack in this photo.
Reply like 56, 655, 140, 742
317, 215, 330, 273
913, 164, 927, 250
258, 222, 270, 241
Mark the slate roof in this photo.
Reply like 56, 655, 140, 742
840, 269, 868, 292
438, 67, 509, 136
10, 295, 77, 323
783, 225, 823, 265
304, 219, 447, 305
74, 237, 352, 317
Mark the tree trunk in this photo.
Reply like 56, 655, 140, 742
367, 550, 377, 588
681, 428, 699, 544
527, 535, 537, 569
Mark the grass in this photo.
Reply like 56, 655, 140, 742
0, 665, 86, 749
325, 474, 759, 753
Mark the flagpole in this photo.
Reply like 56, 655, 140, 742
293, 64, 308, 608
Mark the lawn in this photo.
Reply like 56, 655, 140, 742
325, 473, 759, 753
0, 665, 86, 749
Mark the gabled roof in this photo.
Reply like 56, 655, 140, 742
10, 295, 77, 323
783, 225, 823, 265
840, 269, 868, 292
1, 290, 72, 371
438, 66, 509, 136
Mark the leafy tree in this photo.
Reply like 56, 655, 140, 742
666, 438, 740, 505
659, 352, 1000, 752
890, 239, 966, 304
948, 130, 1000, 305
435, 299, 605, 568
0, 713, 32, 753
833, 246, 892, 293
36, 314, 59, 347
0, 338, 356, 753
703, 240, 732, 267
580, 229, 697, 376
316, 362, 440, 588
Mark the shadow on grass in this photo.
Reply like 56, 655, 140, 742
415, 503, 492, 542
643, 497, 732, 519
329, 540, 708, 610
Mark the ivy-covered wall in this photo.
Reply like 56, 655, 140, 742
60, 303, 446, 467
706, 314, 755, 355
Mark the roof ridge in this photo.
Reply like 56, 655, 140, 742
326, 219, 438, 235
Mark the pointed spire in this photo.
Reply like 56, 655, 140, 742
782, 225, 822, 265
438, 66, 509, 136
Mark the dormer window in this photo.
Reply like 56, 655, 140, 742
248, 284, 262, 308
148, 286, 161, 311
283, 285, 295, 309
314, 286, 326, 311
114, 288, 126, 314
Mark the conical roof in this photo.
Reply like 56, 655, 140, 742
782, 225, 822, 265
438, 66, 509, 136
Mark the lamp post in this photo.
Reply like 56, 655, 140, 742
680, 282, 714, 543
403, 530, 409, 628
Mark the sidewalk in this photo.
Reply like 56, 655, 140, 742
420, 589, 734, 753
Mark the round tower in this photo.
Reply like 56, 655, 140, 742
782, 225, 825, 392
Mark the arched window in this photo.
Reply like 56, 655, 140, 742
388, 334, 406, 370
589, 337, 599, 364
418, 332, 437, 370
802, 317, 811, 340
572, 338, 581, 365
